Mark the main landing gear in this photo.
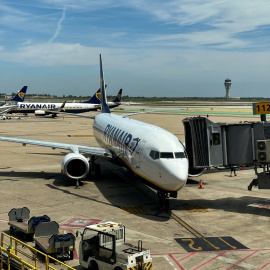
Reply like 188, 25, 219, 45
157, 191, 170, 211
90, 156, 101, 175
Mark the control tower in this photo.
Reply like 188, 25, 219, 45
224, 78, 232, 98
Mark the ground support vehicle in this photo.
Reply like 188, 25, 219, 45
33, 221, 75, 260
79, 221, 152, 270
8, 207, 50, 240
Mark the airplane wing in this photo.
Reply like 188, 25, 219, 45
121, 111, 151, 118
0, 105, 18, 114
0, 136, 112, 158
55, 111, 96, 119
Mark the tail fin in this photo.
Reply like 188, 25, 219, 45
9, 86, 27, 102
112, 89, 122, 103
82, 89, 101, 104
99, 54, 110, 114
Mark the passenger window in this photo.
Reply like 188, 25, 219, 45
160, 152, 174, 159
175, 152, 186, 158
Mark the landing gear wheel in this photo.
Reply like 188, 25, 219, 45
158, 197, 165, 210
94, 164, 101, 175
164, 199, 170, 211
157, 191, 170, 210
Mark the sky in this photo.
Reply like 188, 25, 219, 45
0, 1, 270, 98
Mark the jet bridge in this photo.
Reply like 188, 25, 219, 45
182, 117, 270, 189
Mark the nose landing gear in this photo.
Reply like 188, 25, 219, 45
157, 191, 170, 211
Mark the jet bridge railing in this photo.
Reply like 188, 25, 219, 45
1, 232, 76, 270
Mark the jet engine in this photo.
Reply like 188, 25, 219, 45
61, 153, 90, 180
35, 110, 47, 116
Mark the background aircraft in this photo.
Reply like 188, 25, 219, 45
5, 88, 122, 117
0, 86, 27, 106
0, 55, 187, 209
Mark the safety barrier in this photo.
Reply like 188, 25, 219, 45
0, 232, 75, 270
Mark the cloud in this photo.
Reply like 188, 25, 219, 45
48, 7, 67, 43
128, 0, 270, 50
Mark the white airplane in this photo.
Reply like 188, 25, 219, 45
0, 55, 188, 209
6, 88, 122, 118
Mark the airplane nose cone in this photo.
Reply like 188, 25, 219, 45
161, 160, 188, 191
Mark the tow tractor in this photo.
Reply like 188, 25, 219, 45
79, 221, 152, 270
8, 207, 50, 240
33, 221, 76, 260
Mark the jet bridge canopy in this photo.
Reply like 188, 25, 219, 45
182, 117, 270, 169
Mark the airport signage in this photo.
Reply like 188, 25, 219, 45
252, 102, 270, 115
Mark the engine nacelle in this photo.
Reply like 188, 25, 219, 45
61, 153, 90, 180
35, 110, 47, 116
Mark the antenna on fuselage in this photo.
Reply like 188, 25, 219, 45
99, 54, 110, 114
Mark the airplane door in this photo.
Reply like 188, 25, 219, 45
134, 140, 146, 169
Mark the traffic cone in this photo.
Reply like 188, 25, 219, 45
198, 179, 204, 189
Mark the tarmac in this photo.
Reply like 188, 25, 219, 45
0, 105, 270, 270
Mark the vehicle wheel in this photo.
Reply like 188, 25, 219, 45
89, 260, 99, 270
10, 226, 15, 234
114, 267, 123, 270
69, 251, 74, 260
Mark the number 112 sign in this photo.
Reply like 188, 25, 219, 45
253, 102, 270, 115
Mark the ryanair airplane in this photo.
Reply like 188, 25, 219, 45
6, 88, 122, 117
0, 55, 188, 209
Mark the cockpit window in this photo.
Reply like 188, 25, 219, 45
175, 152, 186, 158
149, 150, 160, 160
150, 151, 187, 160
160, 152, 174, 159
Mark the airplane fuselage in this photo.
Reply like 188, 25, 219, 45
93, 113, 188, 192
8, 102, 100, 114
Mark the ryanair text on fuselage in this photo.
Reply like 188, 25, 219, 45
103, 124, 141, 155
19, 104, 57, 109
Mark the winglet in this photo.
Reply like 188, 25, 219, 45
99, 54, 110, 114
9, 86, 28, 102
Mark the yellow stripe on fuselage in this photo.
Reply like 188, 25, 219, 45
94, 134, 179, 192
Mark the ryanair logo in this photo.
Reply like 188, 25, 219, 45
104, 124, 141, 154
117, 93, 121, 100
19, 104, 56, 109
18, 92, 25, 99
96, 92, 101, 101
